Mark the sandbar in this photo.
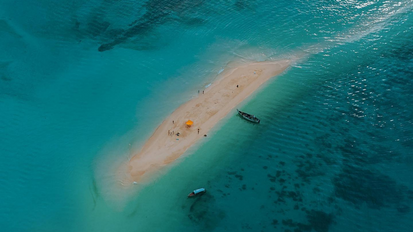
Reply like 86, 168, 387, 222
127, 60, 290, 182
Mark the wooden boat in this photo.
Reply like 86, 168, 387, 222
188, 188, 206, 197
237, 109, 260, 123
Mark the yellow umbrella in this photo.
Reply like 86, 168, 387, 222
186, 120, 194, 126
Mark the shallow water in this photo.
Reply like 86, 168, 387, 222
1, 0, 412, 231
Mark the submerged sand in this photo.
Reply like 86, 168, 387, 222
126, 60, 290, 183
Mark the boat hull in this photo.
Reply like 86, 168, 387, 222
237, 109, 260, 123
188, 188, 206, 197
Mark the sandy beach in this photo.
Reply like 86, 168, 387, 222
126, 60, 290, 182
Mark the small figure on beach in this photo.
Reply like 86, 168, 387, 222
203, 90, 204, 94
237, 85, 239, 88
198, 128, 200, 134
177, 132, 180, 136
168, 130, 170, 135
173, 120, 174, 124
204, 134, 207, 137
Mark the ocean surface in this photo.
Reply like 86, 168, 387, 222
1, 0, 413, 231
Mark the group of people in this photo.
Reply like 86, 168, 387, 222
167, 127, 206, 137
165, 84, 243, 139
197, 85, 238, 95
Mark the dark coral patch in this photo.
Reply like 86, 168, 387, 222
334, 165, 409, 209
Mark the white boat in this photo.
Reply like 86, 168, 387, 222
237, 109, 260, 123
188, 188, 206, 197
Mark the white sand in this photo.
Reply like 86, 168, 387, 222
126, 60, 290, 182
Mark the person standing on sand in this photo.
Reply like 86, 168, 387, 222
237, 85, 239, 88
198, 128, 200, 134
173, 120, 174, 124
203, 90, 204, 94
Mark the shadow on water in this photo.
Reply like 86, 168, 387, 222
182, 192, 226, 231
98, 0, 206, 52
94, 0, 262, 52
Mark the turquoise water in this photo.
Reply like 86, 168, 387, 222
1, 0, 412, 231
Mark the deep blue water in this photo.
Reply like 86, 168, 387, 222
0, 0, 412, 231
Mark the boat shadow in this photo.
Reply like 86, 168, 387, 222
184, 192, 226, 228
